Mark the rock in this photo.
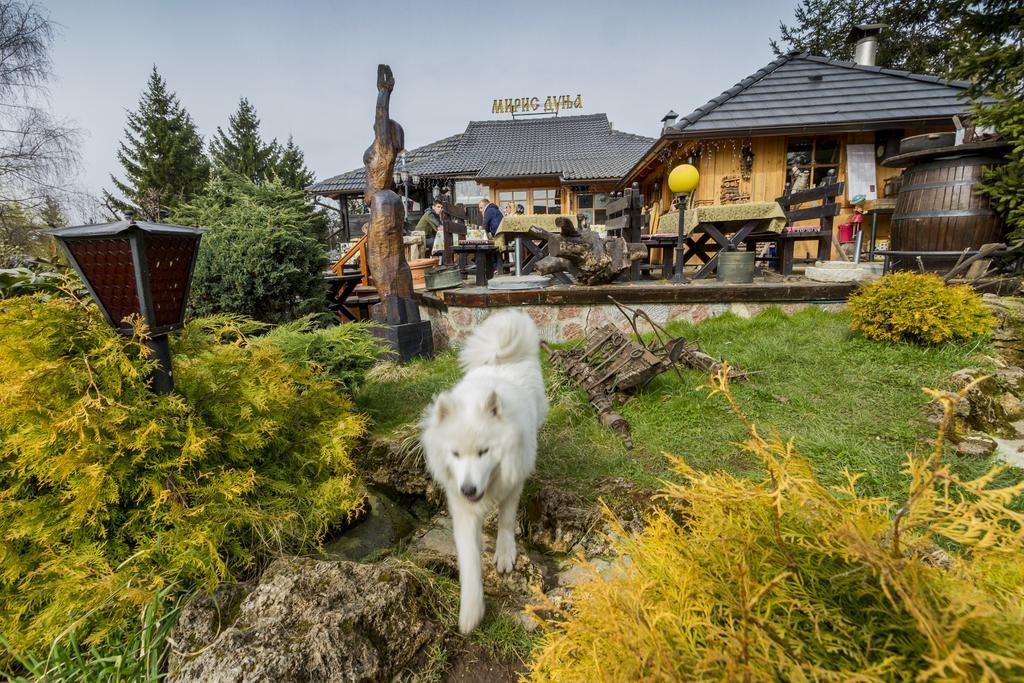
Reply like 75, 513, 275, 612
522, 479, 659, 559
169, 557, 443, 683
408, 515, 547, 603
949, 368, 1023, 437
956, 433, 998, 457
805, 263, 875, 283
320, 488, 416, 562
522, 486, 600, 555
353, 430, 443, 506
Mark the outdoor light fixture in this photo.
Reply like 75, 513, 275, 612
400, 170, 410, 184
667, 163, 700, 283
411, 174, 420, 186
392, 171, 401, 187
47, 212, 206, 394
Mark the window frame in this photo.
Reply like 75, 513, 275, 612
785, 135, 841, 193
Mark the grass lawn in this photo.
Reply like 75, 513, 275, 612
356, 306, 1013, 505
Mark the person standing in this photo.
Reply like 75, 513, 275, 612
478, 198, 504, 237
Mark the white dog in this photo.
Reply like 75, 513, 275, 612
421, 310, 548, 634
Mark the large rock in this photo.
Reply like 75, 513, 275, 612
523, 479, 659, 558
321, 489, 416, 562
354, 430, 444, 506
408, 515, 547, 603
948, 367, 1024, 437
169, 557, 443, 683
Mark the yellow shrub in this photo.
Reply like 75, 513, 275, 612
528, 370, 1024, 682
849, 272, 994, 344
0, 297, 367, 662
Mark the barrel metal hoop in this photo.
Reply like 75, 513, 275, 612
898, 178, 981, 192
893, 208, 997, 220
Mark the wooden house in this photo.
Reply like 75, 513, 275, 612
620, 52, 977, 258
308, 114, 653, 239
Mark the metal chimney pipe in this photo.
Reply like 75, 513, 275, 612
849, 23, 886, 66
854, 35, 878, 66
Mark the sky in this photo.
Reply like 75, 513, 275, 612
44, 0, 796, 206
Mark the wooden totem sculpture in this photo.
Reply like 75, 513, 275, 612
362, 64, 432, 359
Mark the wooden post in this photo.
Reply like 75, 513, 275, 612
628, 182, 643, 281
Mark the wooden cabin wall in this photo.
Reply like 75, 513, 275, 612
635, 126, 954, 261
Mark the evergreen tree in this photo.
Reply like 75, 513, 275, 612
209, 98, 278, 183
273, 135, 315, 191
105, 66, 209, 221
37, 195, 64, 228
950, 0, 1024, 240
771, 0, 957, 76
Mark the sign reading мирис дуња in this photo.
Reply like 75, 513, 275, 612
492, 94, 583, 115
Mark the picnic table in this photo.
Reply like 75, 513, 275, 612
649, 202, 787, 279
494, 214, 578, 276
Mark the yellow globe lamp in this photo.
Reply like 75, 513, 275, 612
668, 163, 700, 194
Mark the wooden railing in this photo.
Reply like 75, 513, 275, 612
331, 234, 371, 286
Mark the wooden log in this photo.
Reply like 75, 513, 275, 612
528, 218, 644, 285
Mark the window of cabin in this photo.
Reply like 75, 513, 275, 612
498, 190, 528, 214
455, 180, 490, 205
577, 192, 609, 226
785, 136, 840, 192
532, 188, 561, 214
498, 188, 561, 215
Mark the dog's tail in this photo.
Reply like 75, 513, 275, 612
459, 310, 540, 370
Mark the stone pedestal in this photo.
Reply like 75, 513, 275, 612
372, 320, 433, 362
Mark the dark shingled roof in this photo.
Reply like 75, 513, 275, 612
669, 53, 975, 136
306, 134, 462, 195
307, 114, 654, 195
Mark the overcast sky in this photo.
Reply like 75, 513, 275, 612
44, 0, 795, 203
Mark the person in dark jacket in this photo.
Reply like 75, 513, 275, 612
478, 198, 504, 237
415, 199, 444, 237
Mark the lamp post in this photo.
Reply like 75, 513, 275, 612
47, 212, 206, 394
667, 163, 700, 283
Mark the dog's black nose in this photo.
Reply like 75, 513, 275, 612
460, 483, 479, 499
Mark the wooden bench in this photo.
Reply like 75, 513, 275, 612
743, 182, 844, 275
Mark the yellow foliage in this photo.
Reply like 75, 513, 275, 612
848, 272, 995, 345
528, 367, 1024, 682
0, 296, 367, 662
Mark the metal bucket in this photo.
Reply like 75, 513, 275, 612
717, 250, 754, 284
424, 265, 462, 291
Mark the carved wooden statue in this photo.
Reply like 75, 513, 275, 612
363, 64, 416, 324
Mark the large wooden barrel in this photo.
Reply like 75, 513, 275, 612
891, 154, 1004, 269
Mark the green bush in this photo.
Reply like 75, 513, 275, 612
254, 316, 382, 394
528, 371, 1024, 681
173, 175, 329, 323
0, 296, 366, 663
849, 272, 994, 344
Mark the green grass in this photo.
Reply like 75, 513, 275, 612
356, 307, 1008, 504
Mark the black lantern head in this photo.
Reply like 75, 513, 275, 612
48, 218, 206, 335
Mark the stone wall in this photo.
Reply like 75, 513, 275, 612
420, 300, 847, 350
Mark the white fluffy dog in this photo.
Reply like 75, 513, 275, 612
421, 310, 548, 633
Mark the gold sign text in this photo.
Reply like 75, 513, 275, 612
492, 94, 584, 115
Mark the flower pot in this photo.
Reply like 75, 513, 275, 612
409, 257, 438, 289
425, 265, 462, 291
717, 250, 755, 284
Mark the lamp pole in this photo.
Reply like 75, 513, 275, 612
666, 163, 700, 285
671, 192, 690, 284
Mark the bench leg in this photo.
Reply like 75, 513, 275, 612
780, 240, 796, 276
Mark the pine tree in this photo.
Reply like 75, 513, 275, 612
37, 194, 64, 228
273, 135, 315, 191
771, 0, 957, 76
105, 66, 209, 221
209, 98, 278, 184
950, 0, 1024, 240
